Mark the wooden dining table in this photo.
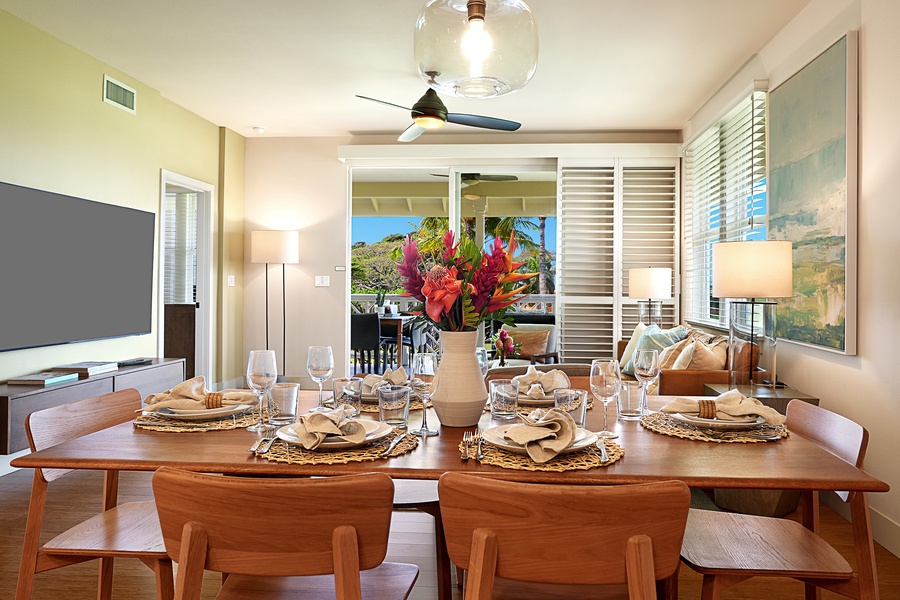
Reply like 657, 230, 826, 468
12, 391, 890, 600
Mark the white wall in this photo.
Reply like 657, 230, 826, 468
687, 0, 900, 554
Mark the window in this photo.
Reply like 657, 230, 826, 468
682, 90, 767, 328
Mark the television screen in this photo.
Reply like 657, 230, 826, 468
0, 181, 156, 352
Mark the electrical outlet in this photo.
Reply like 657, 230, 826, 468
315, 276, 330, 287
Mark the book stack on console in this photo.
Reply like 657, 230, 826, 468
7, 371, 80, 386
53, 361, 119, 378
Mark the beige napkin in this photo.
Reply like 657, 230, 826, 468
503, 408, 577, 463
361, 367, 408, 395
287, 405, 368, 450
659, 389, 786, 426
512, 366, 570, 399
142, 376, 256, 411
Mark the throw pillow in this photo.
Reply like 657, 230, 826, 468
511, 329, 551, 359
672, 338, 728, 370
618, 322, 647, 370
659, 337, 694, 370
621, 324, 688, 376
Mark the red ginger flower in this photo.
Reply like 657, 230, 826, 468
398, 236, 426, 301
422, 265, 465, 322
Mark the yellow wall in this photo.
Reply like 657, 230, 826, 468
0, 10, 245, 384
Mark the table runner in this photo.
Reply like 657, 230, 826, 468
461, 438, 624, 472
641, 412, 789, 443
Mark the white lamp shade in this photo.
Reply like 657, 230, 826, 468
414, 0, 539, 98
251, 230, 300, 264
712, 240, 793, 299
628, 267, 672, 300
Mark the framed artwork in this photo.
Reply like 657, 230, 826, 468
768, 31, 858, 355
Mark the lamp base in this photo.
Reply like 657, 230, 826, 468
637, 301, 663, 327
728, 301, 778, 389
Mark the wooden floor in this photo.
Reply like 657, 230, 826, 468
1, 468, 898, 599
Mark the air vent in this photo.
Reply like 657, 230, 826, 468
103, 75, 136, 114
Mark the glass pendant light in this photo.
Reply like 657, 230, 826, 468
414, 0, 539, 98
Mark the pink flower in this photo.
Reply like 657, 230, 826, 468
398, 236, 426, 301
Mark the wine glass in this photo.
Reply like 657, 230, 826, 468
475, 346, 489, 379
633, 349, 660, 415
307, 346, 334, 412
246, 350, 277, 432
590, 359, 621, 439
409, 352, 439, 437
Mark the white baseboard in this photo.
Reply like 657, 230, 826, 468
0, 448, 30, 477
823, 491, 900, 559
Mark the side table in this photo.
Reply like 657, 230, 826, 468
703, 382, 820, 517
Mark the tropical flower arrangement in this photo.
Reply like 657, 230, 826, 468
490, 329, 521, 366
397, 231, 536, 332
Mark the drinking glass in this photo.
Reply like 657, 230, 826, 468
590, 359, 621, 439
246, 350, 277, 432
307, 346, 334, 412
633, 348, 660, 415
409, 352, 439, 437
475, 346, 490, 379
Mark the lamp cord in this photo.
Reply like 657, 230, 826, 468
282, 262, 287, 378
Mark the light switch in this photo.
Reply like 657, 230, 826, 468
227, 275, 235, 287
315, 276, 330, 287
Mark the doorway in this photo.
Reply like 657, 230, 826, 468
158, 170, 213, 382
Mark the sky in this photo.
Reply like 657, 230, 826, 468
351, 216, 558, 253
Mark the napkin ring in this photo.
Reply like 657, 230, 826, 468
205, 392, 224, 409
697, 399, 717, 419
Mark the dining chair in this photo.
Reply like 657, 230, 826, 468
350, 312, 383, 374
680, 399, 873, 600
151, 468, 418, 600
16, 388, 173, 600
438, 472, 691, 599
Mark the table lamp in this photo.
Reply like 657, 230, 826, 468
251, 230, 300, 377
712, 240, 793, 388
628, 267, 672, 326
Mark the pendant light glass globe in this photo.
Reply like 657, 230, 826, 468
414, 0, 538, 98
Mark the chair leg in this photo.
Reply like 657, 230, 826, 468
625, 534, 655, 600
16, 474, 49, 600
97, 557, 114, 600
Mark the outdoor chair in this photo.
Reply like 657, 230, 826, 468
350, 312, 383, 374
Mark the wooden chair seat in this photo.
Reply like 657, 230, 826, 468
213, 563, 420, 600
42, 499, 167, 557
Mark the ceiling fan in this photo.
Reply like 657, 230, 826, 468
430, 172, 519, 187
356, 87, 521, 143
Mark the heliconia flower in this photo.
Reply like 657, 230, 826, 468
422, 265, 464, 322
397, 236, 427, 301
441, 230, 458, 262
485, 284, 530, 313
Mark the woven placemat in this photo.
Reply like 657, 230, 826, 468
257, 431, 419, 465
359, 399, 430, 413
461, 438, 623, 472
641, 412, 789, 443
482, 399, 595, 416
133, 411, 262, 432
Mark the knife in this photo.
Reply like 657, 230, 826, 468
597, 439, 610, 463
380, 433, 408, 456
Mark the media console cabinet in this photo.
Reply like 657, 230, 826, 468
0, 358, 185, 454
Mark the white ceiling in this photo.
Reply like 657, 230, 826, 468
1, 0, 810, 139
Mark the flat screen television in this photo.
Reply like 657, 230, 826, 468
0, 181, 156, 353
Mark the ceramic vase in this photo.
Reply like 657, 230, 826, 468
430, 330, 488, 427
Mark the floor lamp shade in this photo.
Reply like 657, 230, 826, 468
251, 230, 300, 376
711, 240, 793, 389
628, 267, 671, 325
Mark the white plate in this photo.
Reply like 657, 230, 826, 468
276, 420, 393, 450
483, 425, 598, 455
670, 413, 766, 431
152, 404, 252, 421
516, 393, 555, 406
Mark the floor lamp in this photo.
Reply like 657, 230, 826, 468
628, 267, 672, 326
251, 230, 300, 377
712, 240, 793, 388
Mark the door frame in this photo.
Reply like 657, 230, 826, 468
158, 170, 214, 382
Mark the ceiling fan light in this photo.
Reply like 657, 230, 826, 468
414, 114, 446, 129
414, 0, 539, 99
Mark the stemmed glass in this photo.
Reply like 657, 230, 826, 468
590, 359, 621, 439
307, 346, 334, 412
246, 350, 277, 432
409, 352, 439, 437
633, 349, 660, 416
475, 347, 489, 379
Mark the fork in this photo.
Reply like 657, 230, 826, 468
460, 431, 473, 461
475, 430, 485, 460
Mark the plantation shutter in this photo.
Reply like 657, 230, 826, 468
683, 89, 767, 328
163, 192, 198, 304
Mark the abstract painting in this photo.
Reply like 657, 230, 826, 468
768, 32, 857, 354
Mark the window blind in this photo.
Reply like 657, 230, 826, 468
163, 192, 198, 305
682, 90, 766, 328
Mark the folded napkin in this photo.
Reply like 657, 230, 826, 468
659, 389, 786, 426
361, 367, 408, 395
512, 366, 571, 399
287, 405, 367, 450
502, 408, 577, 463
142, 377, 256, 411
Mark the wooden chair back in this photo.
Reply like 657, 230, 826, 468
152, 468, 394, 578
438, 473, 690, 598
786, 399, 868, 501
25, 388, 142, 483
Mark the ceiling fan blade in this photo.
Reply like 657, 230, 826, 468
477, 174, 518, 182
398, 123, 427, 143
447, 113, 521, 131
356, 95, 421, 114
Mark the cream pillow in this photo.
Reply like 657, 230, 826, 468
659, 337, 693, 370
672, 341, 695, 370
618, 322, 647, 369
673, 339, 728, 370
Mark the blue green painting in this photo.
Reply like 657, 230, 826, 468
769, 36, 852, 352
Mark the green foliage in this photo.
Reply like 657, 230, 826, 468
350, 236, 406, 293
